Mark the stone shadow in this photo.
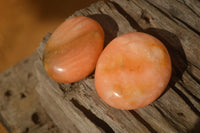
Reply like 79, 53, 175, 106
88, 14, 119, 47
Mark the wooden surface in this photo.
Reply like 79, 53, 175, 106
0, 53, 60, 133
35, 0, 200, 133
0, 0, 200, 132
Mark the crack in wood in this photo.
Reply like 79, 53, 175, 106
97, 7, 103, 14
129, 110, 157, 133
144, 0, 180, 25
179, 0, 200, 18
186, 70, 200, 85
153, 105, 182, 132
177, 81, 200, 106
172, 87, 200, 116
172, 16, 200, 36
80, 81, 93, 92
70, 98, 114, 133
58, 83, 75, 95
189, 63, 200, 73
85, 8, 93, 14
58, 83, 67, 94
146, 0, 200, 36
105, 1, 114, 10
111, 1, 144, 32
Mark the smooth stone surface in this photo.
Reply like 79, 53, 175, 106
43, 16, 104, 83
95, 32, 172, 110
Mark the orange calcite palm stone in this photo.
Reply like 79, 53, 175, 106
43, 16, 104, 83
95, 32, 172, 110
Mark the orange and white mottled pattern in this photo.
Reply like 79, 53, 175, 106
95, 32, 171, 110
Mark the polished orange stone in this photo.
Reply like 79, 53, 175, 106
95, 32, 172, 110
43, 16, 104, 83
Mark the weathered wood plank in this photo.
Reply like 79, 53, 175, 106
0, 53, 60, 133
0, 0, 199, 132
146, 0, 200, 33
35, 61, 102, 133
111, 0, 200, 68
36, 34, 150, 133
35, 0, 200, 133
182, 0, 200, 17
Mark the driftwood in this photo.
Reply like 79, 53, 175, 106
0, 0, 199, 132
0, 53, 60, 133
35, 0, 200, 133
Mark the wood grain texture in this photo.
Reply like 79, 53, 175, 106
0, 53, 60, 133
0, 0, 199, 132
35, 0, 200, 133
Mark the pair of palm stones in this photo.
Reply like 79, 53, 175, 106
43, 16, 172, 110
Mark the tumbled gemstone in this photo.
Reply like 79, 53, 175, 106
43, 16, 104, 83
95, 32, 172, 110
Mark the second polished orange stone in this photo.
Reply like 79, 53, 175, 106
95, 32, 172, 110
43, 16, 104, 83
